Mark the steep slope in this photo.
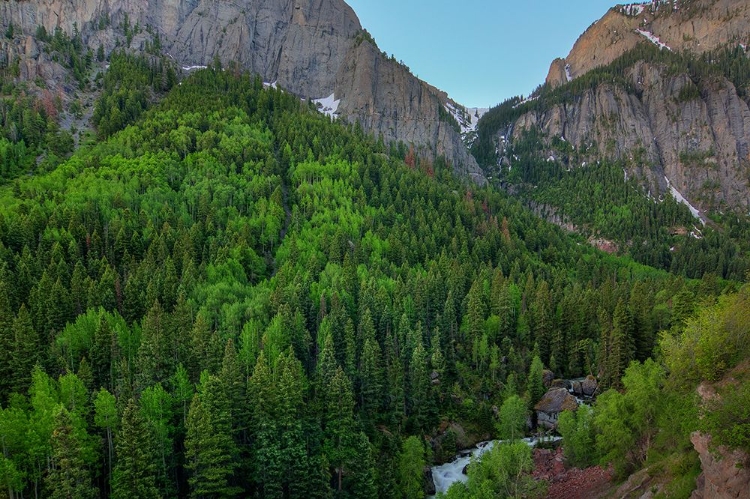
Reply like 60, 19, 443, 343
547, 0, 750, 88
0, 0, 483, 180
476, 0, 750, 212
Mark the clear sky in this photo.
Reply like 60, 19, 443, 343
345, 0, 612, 108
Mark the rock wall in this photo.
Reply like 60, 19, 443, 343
0, 0, 483, 179
690, 431, 750, 499
514, 60, 750, 211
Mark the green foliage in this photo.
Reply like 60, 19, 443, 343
111, 399, 160, 499
496, 395, 527, 441
441, 441, 543, 499
661, 286, 750, 388
702, 379, 750, 453
558, 405, 596, 468
594, 359, 668, 478
0, 63, 735, 498
398, 436, 426, 499
46, 406, 97, 499
93, 52, 176, 139
526, 355, 545, 408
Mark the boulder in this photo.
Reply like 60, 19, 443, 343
551, 379, 566, 388
581, 375, 598, 397
570, 380, 583, 397
534, 388, 579, 430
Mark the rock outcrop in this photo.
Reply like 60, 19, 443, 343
534, 387, 578, 430
690, 431, 750, 499
547, 0, 750, 88
0, 0, 483, 179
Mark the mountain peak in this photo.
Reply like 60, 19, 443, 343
547, 0, 750, 88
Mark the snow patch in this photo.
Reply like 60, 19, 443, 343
636, 29, 672, 51
513, 96, 538, 109
444, 101, 489, 136
620, 3, 646, 16
182, 65, 207, 71
665, 176, 705, 224
263, 81, 278, 89
564, 63, 573, 82
313, 93, 341, 119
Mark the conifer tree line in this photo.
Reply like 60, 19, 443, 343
0, 57, 732, 498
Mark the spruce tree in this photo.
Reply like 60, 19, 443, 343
184, 373, 241, 498
111, 399, 160, 499
46, 406, 97, 499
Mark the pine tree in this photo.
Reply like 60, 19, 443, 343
526, 355, 545, 409
248, 352, 283, 498
219, 338, 245, 439
111, 399, 160, 499
408, 342, 430, 431
358, 338, 383, 419
11, 304, 40, 395
46, 406, 97, 499
398, 436, 425, 499
323, 367, 356, 493
0, 281, 15, 402
184, 373, 241, 498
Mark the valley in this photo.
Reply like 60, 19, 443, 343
0, 1, 749, 498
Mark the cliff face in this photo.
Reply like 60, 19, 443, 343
0, 0, 482, 179
497, 0, 750, 212
516, 61, 750, 210
690, 431, 750, 499
547, 0, 750, 88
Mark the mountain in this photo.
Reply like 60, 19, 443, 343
475, 0, 750, 213
0, 0, 484, 181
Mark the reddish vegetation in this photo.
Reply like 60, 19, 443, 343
533, 447, 613, 499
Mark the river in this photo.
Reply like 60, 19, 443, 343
429, 436, 561, 497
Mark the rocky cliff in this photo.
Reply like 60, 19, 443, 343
547, 0, 750, 88
515, 60, 750, 212
690, 431, 750, 499
0, 0, 482, 179
486, 0, 750, 212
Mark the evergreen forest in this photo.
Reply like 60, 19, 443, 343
0, 45, 748, 499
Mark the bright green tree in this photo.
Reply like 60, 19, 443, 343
496, 395, 527, 441
185, 373, 241, 498
398, 436, 426, 499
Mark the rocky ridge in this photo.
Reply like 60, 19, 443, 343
0, 0, 483, 180
494, 0, 750, 212
547, 0, 750, 88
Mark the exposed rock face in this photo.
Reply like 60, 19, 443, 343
0, 0, 482, 179
534, 387, 578, 430
547, 0, 750, 88
516, 61, 750, 211
335, 40, 483, 181
498, 0, 750, 212
690, 431, 750, 499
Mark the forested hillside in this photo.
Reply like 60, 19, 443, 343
0, 55, 737, 498
472, 41, 750, 280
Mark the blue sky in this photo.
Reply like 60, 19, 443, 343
345, 0, 611, 108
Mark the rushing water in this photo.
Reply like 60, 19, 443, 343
429, 436, 562, 497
